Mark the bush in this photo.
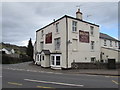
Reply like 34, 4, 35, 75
2, 54, 22, 64
2, 54, 33, 64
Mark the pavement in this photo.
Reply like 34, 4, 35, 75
2, 61, 120, 76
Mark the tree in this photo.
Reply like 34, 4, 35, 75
27, 38, 33, 61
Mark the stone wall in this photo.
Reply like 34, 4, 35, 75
71, 62, 120, 69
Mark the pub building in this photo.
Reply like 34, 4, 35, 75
33, 9, 119, 69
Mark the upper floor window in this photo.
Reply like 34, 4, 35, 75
41, 30, 44, 38
110, 40, 112, 47
56, 23, 59, 33
91, 41, 95, 50
104, 40, 107, 46
72, 21, 77, 32
54, 38, 61, 50
90, 26, 94, 36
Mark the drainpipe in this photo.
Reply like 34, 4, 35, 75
66, 16, 68, 68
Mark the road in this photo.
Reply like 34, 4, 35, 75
2, 67, 119, 89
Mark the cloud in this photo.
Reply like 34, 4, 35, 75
2, 2, 118, 46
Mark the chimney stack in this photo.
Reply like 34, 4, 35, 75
76, 8, 82, 20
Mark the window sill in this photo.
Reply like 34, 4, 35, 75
54, 50, 61, 52
51, 65, 61, 67
72, 31, 78, 34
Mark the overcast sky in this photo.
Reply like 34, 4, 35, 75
1, 2, 118, 46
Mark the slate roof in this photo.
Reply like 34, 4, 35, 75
4, 48, 12, 51
100, 33, 119, 41
36, 15, 99, 32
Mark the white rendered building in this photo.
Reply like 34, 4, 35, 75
34, 9, 101, 69
99, 33, 120, 63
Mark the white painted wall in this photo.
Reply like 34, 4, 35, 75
36, 17, 67, 68
100, 38, 119, 63
67, 18, 100, 68
100, 39, 119, 50
101, 47, 119, 63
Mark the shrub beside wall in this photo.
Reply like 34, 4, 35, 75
2, 54, 32, 64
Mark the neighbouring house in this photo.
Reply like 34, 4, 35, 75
1, 48, 20, 58
33, 9, 120, 69
1, 48, 15, 54
100, 33, 120, 63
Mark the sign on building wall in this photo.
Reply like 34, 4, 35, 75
79, 30, 89, 43
45, 32, 52, 44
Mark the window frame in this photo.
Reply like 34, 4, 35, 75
91, 57, 96, 63
51, 54, 61, 66
54, 38, 61, 50
90, 26, 94, 36
72, 21, 77, 32
91, 41, 95, 50
42, 55, 44, 60
110, 40, 112, 47
56, 56, 60, 65
51, 56, 55, 65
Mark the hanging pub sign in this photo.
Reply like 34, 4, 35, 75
79, 30, 89, 43
45, 32, 52, 44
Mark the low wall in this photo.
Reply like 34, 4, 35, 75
71, 62, 120, 69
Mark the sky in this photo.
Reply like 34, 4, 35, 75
1, 1, 119, 46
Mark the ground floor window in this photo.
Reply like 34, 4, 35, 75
40, 55, 44, 61
91, 57, 96, 62
51, 56, 55, 65
51, 55, 61, 66
56, 56, 60, 65
36, 54, 41, 61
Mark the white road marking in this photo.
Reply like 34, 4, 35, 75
0, 76, 2, 78
24, 79, 84, 87
112, 80, 119, 85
